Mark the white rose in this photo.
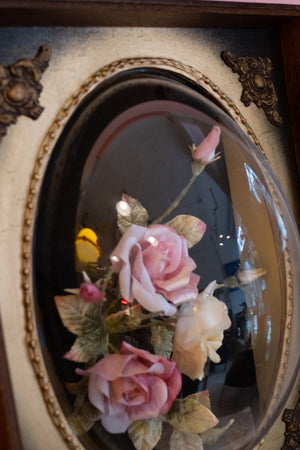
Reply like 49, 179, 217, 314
172, 281, 231, 380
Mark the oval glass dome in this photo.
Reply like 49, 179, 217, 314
33, 66, 300, 450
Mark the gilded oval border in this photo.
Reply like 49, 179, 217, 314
21, 57, 293, 449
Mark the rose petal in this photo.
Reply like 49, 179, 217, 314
110, 225, 147, 301
121, 342, 177, 379
202, 280, 218, 299
87, 374, 108, 414
132, 245, 164, 292
142, 244, 169, 279
173, 342, 207, 380
77, 353, 134, 380
101, 410, 133, 434
113, 378, 147, 406
160, 365, 182, 414
128, 375, 168, 420
111, 225, 146, 267
193, 126, 221, 162
155, 256, 197, 292
146, 225, 183, 274
122, 358, 151, 377
132, 277, 177, 316
158, 273, 200, 305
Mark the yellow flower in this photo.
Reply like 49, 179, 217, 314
172, 281, 231, 380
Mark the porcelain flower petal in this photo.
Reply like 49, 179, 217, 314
192, 126, 221, 162
173, 281, 231, 379
76, 342, 182, 433
110, 224, 199, 315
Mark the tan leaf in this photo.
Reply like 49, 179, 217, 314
165, 215, 206, 249
54, 295, 103, 335
170, 429, 203, 450
187, 390, 211, 411
151, 324, 174, 359
128, 417, 162, 450
201, 419, 234, 445
166, 398, 218, 434
116, 194, 149, 234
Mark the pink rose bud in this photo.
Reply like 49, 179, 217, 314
79, 283, 104, 303
193, 126, 221, 162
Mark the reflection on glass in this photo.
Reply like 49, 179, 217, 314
244, 163, 264, 205
34, 72, 299, 450
75, 227, 101, 266
73, 100, 282, 449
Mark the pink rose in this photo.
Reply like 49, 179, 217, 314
79, 283, 105, 303
76, 341, 182, 433
193, 125, 221, 162
110, 224, 200, 316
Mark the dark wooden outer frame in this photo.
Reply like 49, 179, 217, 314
0, 2, 299, 450
0, 1, 300, 27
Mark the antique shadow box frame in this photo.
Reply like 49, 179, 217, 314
0, 1, 300, 450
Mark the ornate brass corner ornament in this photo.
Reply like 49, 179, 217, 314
221, 50, 282, 127
0, 45, 51, 142
282, 391, 300, 449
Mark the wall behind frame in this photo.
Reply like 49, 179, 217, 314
0, 27, 299, 449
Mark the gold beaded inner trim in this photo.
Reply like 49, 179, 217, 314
22, 57, 292, 449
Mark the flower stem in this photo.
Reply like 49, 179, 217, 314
152, 153, 221, 225
102, 268, 113, 293
152, 173, 197, 224
108, 342, 119, 354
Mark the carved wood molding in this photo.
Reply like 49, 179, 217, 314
0, 45, 51, 143
282, 391, 300, 450
221, 49, 282, 127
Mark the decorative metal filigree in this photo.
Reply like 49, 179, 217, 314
221, 50, 282, 127
282, 391, 300, 449
0, 45, 51, 142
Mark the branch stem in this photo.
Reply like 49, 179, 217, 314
152, 173, 197, 224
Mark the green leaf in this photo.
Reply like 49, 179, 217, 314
128, 417, 162, 450
170, 429, 203, 450
65, 377, 88, 396
55, 295, 103, 335
105, 305, 153, 334
65, 374, 89, 416
165, 215, 206, 249
65, 326, 108, 363
201, 419, 234, 445
74, 402, 101, 432
151, 324, 174, 358
166, 397, 218, 434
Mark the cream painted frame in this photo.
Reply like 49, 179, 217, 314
0, 27, 300, 450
